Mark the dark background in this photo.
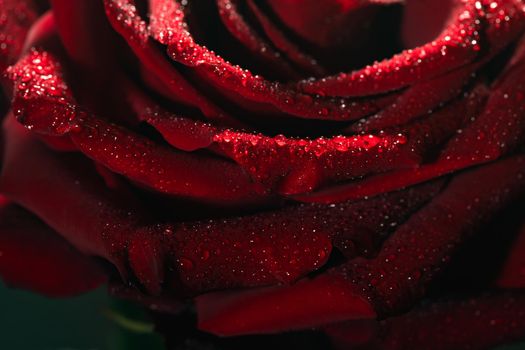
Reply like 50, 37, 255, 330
1, 281, 524, 350
0, 281, 164, 350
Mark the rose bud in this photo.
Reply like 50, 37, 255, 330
1, 1, 525, 349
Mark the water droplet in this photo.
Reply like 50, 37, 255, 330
179, 257, 194, 271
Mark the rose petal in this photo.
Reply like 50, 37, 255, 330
216, 0, 303, 80
1, 115, 334, 295
50, 0, 120, 70
136, 0, 398, 121
0, 197, 107, 297
8, 49, 263, 203
170, 181, 441, 295
0, 116, 259, 294
141, 79, 484, 195
401, 0, 462, 48
71, 115, 263, 203
145, 111, 416, 194
326, 294, 525, 350
1, 114, 145, 279
344, 156, 525, 315
497, 220, 525, 288
197, 274, 376, 336
102, 0, 237, 126
297, 54, 525, 203
245, 0, 327, 77
350, 65, 478, 133
0, 0, 38, 72
265, 0, 404, 74
167, 219, 333, 294
196, 156, 525, 335
298, 0, 525, 97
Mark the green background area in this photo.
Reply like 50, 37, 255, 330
0, 282, 164, 350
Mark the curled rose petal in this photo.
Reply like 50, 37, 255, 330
245, 0, 327, 77
145, 111, 416, 194
216, 0, 302, 80
497, 219, 525, 288
0, 197, 107, 297
2, 0, 525, 347
351, 65, 478, 133
0, 0, 38, 73
170, 181, 441, 294
102, 0, 236, 125
8, 49, 263, 203
124, 0, 398, 121
1, 116, 322, 295
1, 114, 146, 281
140, 83, 484, 194
266, 0, 403, 49
326, 294, 525, 350
196, 156, 525, 335
197, 274, 377, 336
296, 53, 525, 203
298, 0, 525, 97
71, 115, 263, 203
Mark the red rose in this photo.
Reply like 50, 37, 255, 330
2, 0, 525, 348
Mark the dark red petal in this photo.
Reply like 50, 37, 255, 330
2, 115, 335, 295
168, 218, 332, 294
326, 294, 525, 350
145, 111, 416, 194
128, 231, 165, 296
71, 115, 262, 203
299, 0, 525, 97
1, 115, 170, 294
401, 0, 464, 48
9, 49, 263, 203
2, 116, 330, 295
214, 130, 415, 195
298, 0, 482, 96
245, 0, 327, 77
141, 0, 397, 121
102, 0, 237, 126
266, 0, 400, 48
325, 182, 444, 258
196, 274, 376, 336
142, 112, 217, 152
297, 55, 525, 203
196, 156, 525, 335
8, 49, 79, 136
48, 0, 141, 122
0, 0, 38, 72
440, 57, 525, 164
0, 198, 107, 297
169, 181, 440, 295
497, 220, 525, 288
50, 0, 118, 70
163, 205, 332, 293
216, 0, 302, 80
1, 115, 143, 279
345, 156, 525, 315
351, 65, 477, 133
145, 83, 484, 195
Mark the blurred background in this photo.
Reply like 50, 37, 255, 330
0, 281, 164, 350
2, 280, 525, 350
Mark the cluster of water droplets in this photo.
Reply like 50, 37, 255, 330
7, 49, 80, 135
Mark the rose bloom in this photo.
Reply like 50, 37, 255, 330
1, 0, 525, 348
